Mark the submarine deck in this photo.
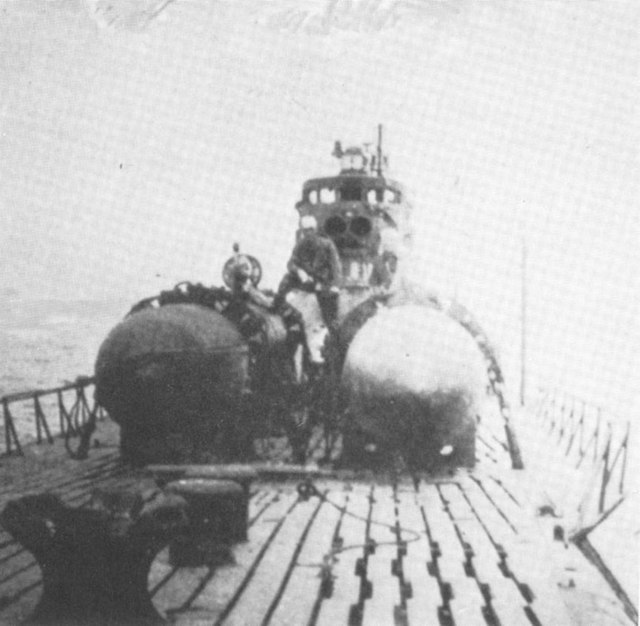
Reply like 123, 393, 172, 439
0, 419, 630, 625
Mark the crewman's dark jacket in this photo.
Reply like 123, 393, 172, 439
287, 232, 343, 290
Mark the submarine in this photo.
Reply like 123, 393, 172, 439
95, 126, 509, 469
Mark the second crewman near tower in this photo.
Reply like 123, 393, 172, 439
275, 215, 343, 329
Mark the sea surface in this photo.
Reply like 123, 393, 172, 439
0, 298, 130, 442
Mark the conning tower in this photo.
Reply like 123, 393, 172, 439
295, 126, 412, 293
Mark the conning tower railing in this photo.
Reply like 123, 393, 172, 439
0, 377, 106, 457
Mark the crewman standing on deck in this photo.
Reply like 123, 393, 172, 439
370, 228, 401, 294
274, 215, 343, 329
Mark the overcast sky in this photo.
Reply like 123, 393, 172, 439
0, 0, 637, 411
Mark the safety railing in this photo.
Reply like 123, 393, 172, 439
0, 377, 107, 457
534, 388, 630, 517
536, 389, 638, 624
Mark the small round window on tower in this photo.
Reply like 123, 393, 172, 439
350, 216, 372, 237
324, 215, 347, 236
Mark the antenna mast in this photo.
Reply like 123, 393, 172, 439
376, 124, 383, 177
520, 236, 527, 406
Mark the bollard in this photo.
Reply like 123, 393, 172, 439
165, 478, 248, 566
0, 488, 188, 625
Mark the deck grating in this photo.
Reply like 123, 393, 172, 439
0, 427, 630, 625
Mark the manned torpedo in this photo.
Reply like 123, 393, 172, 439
94, 127, 500, 468
339, 303, 486, 468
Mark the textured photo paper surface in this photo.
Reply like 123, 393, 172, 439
0, 0, 637, 622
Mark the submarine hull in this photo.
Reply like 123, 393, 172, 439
95, 304, 251, 465
340, 304, 485, 469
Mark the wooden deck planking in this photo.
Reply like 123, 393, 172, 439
474, 474, 532, 533
314, 486, 372, 626
267, 490, 345, 626
455, 475, 535, 617
0, 555, 42, 615
419, 482, 487, 626
161, 488, 299, 623
56, 468, 134, 505
499, 534, 574, 625
475, 429, 502, 467
0, 448, 130, 625
0, 455, 123, 513
439, 482, 531, 626
456, 474, 518, 551
0, 424, 627, 626
148, 489, 288, 606
0, 448, 120, 498
459, 474, 573, 625
395, 489, 442, 626
362, 485, 402, 626
148, 547, 179, 598
0, 540, 28, 567
153, 561, 212, 622
248, 489, 280, 523
0, 583, 42, 625
221, 493, 321, 625
0, 550, 37, 586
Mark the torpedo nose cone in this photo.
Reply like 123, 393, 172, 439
95, 304, 250, 465
341, 305, 486, 469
